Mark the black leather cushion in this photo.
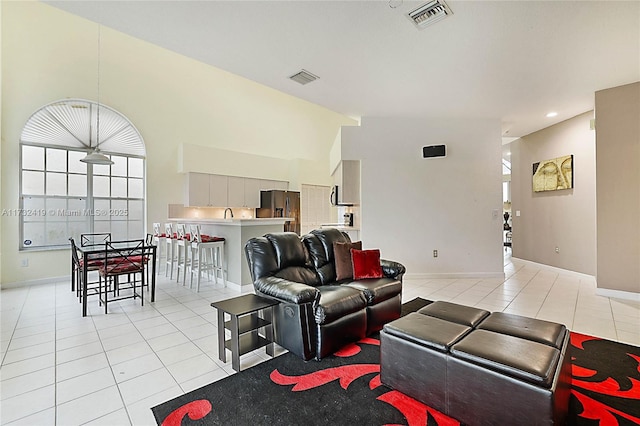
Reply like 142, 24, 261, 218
478, 312, 567, 349
302, 234, 326, 269
383, 313, 472, 353
274, 266, 319, 286
344, 277, 402, 304
244, 237, 278, 281
450, 329, 561, 388
266, 232, 307, 269
418, 300, 490, 327
314, 285, 367, 325
253, 276, 319, 304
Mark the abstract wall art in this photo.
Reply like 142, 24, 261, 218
532, 154, 573, 192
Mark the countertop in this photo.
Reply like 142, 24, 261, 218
168, 217, 294, 226
320, 224, 360, 231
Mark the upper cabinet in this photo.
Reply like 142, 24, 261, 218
332, 160, 360, 205
184, 173, 288, 207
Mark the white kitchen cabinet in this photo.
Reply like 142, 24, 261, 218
243, 178, 262, 208
227, 176, 245, 207
332, 160, 360, 204
185, 173, 287, 207
260, 179, 288, 191
209, 175, 228, 207
184, 172, 211, 207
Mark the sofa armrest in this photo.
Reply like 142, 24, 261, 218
381, 259, 406, 281
254, 276, 320, 305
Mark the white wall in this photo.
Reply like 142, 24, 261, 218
341, 117, 504, 278
0, 2, 356, 285
510, 112, 596, 275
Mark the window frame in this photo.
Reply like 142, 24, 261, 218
19, 143, 146, 251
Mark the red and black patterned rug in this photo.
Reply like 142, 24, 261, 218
152, 298, 640, 425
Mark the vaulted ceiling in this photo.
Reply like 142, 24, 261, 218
46, 0, 640, 138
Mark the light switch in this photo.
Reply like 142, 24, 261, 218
516, 210, 521, 217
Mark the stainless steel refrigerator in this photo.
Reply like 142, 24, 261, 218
256, 190, 301, 234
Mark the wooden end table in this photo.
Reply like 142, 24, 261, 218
210, 294, 280, 372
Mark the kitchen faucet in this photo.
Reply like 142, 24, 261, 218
224, 208, 234, 219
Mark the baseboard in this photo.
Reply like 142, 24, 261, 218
1, 275, 70, 289
404, 271, 506, 280
595, 287, 640, 302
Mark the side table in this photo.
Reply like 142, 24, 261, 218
210, 294, 280, 372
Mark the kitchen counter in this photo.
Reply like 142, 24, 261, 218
169, 217, 293, 226
169, 218, 291, 290
320, 224, 360, 241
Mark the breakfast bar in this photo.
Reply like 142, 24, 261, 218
168, 218, 291, 290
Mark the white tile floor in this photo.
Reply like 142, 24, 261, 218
1, 253, 639, 425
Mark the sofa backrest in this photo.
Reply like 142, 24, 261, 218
245, 232, 318, 285
303, 228, 351, 285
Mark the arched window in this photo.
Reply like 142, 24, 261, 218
19, 99, 146, 250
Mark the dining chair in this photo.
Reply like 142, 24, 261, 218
69, 237, 104, 301
98, 239, 146, 314
80, 232, 111, 247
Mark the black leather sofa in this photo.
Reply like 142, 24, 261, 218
244, 228, 405, 361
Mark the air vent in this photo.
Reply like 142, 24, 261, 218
407, 0, 453, 29
289, 69, 319, 85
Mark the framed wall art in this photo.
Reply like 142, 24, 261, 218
532, 154, 573, 192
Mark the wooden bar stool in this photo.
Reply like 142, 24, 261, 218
175, 223, 192, 285
189, 225, 226, 292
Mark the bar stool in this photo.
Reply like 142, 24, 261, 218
152, 223, 167, 275
189, 225, 226, 292
165, 223, 177, 279
175, 223, 192, 285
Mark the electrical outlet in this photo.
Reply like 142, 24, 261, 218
555, 247, 560, 253
433, 250, 438, 258
21, 258, 29, 267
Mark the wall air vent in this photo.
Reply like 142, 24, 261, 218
289, 69, 319, 85
407, 0, 453, 29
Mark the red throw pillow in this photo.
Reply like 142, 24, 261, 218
351, 248, 383, 280
333, 241, 362, 280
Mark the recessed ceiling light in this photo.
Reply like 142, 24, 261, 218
546, 112, 558, 118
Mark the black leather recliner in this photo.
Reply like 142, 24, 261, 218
245, 228, 406, 361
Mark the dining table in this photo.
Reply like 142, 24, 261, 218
77, 240, 157, 316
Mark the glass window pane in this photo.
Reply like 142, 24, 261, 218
110, 221, 127, 240
128, 200, 143, 221
46, 198, 67, 221
46, 148, 67, 172
23, 222, 45, 247
94, 199, 110, 220
46, 172, 66, 196
93, 162, 111, 176
129, 158, 144, 178
128, 221, 143, 239
22, 171, 44, 195
68, 198, 87, 222
111, 177, 127, 198
68, 151, 87, 174
69, 220, 90, 240
111, 156, 127, 177
94, 176, 110, 197
94, 220, 111, 234
46, 222, 68, 246
22, 197, 45, 222
68, 174, 87, 197
111, 200, 127, 221
22, 146, 44, 170
128, 178, 143, 198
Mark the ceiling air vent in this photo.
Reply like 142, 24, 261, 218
407, 0, 453, 29
289, 69, 319, 85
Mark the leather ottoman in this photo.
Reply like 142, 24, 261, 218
380, 302, 571, 425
